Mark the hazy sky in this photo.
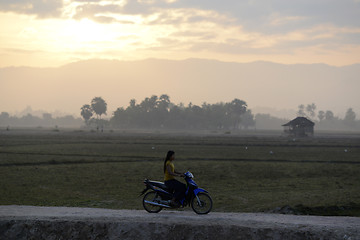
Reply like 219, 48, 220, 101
1, 0, 360, 67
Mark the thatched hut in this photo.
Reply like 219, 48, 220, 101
282, 117, 315, 137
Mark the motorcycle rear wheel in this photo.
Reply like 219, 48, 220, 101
191, 192, 213, 214
143, 191, 163, 213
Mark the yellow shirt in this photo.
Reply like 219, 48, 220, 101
164, 160, 175, 181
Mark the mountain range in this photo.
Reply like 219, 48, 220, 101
1, 59, 359, 118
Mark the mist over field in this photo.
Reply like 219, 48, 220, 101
1, 59, 359, 120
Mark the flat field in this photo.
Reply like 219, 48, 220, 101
0, 128, 359, 216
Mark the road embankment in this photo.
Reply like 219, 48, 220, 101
1, 206, 359, 240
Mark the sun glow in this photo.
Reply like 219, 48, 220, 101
61, 18, 113, 42
1, 0, 360, 68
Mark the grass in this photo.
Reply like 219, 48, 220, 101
0, 128, 359, 216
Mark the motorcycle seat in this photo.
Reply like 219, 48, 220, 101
147, 180, 170, 191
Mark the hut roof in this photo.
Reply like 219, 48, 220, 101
282, 117, 315, 127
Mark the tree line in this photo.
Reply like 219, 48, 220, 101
81, 95, 255, 130
297, 103, 356, 122
80, 97, 360, 132
0, 112, 82, 128
297, 103, 357, 123
295, 103, 359, 131
1, 97, 358, 132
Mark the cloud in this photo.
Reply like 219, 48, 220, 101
152, 20, 360, 58
269, 13, 308, 27
66, 0, 360, 56
171, 31, 217, 41
72, 3, 121, 22
3, 47, 44, 54
62, 0, 360, 49
0, 0, 64, 18
1, 0, 360, 67
2, 0, 359, 31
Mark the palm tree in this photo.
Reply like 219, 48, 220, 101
91, 97, 107, 119
80, 104, 93, 125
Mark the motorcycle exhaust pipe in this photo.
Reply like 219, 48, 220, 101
144, 200, 171, 208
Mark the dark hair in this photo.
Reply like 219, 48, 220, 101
163, 150, 175, 173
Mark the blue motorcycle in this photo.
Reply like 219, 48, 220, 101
140, 171, 213, 214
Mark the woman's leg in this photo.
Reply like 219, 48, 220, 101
165, 180, 186, 203
172, 180, 186, 201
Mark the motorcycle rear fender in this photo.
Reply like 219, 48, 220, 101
140, 185, 172, 198
193, 188, 208, 196
150, 185, 171, 195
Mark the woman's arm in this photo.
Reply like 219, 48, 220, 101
166, 165, 183, 177
174, 170, 184, 177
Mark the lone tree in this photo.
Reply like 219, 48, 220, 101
344, 108, 356, 122
344, 108, 356, 127
80, 104, 93, 125
91, 97, 107, 119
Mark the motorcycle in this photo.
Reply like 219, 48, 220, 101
140, 171, 213, 214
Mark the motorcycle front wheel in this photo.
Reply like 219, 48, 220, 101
191, 192, 213, 214
143, 191, 163, 213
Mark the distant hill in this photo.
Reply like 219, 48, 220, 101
1, 58, 359, 118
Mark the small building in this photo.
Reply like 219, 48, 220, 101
282, 117, 315, 137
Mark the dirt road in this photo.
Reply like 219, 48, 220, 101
1, 205, 359, 239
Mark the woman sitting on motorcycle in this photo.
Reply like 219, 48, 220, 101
163, 150, 186, 207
